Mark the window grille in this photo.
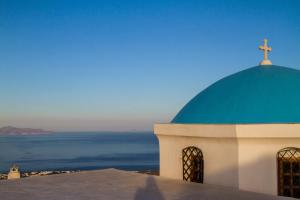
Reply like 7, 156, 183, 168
182, 146, 203, 183
278, 147, 300, 198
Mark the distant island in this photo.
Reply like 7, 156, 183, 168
0, 126, 52, 135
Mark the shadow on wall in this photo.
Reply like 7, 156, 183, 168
238, 155, 276, 195
134, 176, 165, 200
205, 154, 276, 195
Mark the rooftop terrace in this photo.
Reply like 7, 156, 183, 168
0, 168, 291, 200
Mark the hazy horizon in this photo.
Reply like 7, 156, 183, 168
0, 125, 154, 132
1, 0, 300, 131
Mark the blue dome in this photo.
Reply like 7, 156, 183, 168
172, 65, 300, 124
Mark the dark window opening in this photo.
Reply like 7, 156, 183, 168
182, 146, 203, 183
278, 147, 300, 198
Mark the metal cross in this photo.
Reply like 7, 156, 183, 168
259, 39, 272, 63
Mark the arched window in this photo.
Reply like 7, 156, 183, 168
278, 147, 300, 198
182, 146, 203, 183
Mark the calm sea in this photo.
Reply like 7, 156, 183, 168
0, 132, 159, 173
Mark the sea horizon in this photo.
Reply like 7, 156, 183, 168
0, 131, 159, 173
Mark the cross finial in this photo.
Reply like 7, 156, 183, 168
259, 39, 272, 65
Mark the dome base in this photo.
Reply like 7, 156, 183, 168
260, 60, 272, 65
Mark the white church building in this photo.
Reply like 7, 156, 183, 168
154, 39, 300, 198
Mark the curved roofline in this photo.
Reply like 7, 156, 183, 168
171, 65, 300, 124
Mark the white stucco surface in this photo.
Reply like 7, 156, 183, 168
154, 123, 300, 196
0, 168, 292, 200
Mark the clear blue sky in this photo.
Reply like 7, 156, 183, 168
1, 0, 300, 131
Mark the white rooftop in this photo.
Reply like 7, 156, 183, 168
0, 169, 292, 200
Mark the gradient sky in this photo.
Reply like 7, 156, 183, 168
1, 0, 300, 131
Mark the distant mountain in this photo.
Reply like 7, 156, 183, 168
0, 126, 53, 135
